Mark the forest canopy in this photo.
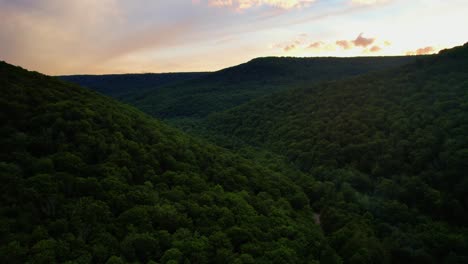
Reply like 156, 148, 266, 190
0, 61, 332, 263
1, 43, 468, 263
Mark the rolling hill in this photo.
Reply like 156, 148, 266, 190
205, 44, 468, 262
63, 56, 418, 120
0, 61, 334, 263
2, 43, 467, 263
59, 72, 208, 100
132, 56, 421, 119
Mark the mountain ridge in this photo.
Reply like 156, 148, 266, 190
59, 72, 209, 99
56, 55, 423, 122
123, 55, 421, 120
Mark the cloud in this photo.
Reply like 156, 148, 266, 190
308, 41, 324, 49
351, 0, 389, 5
336, 40, 353, 49
273, 33, 308, 51
353, 33, 375, 47
284, 44, 296, 51
406, 46, 436, 55
275, 32, 386, 54
207, 0, 316, 10
369, 45, 381, 52
3, 0, 459, 75
0, 0, 226, 74
308, 41, 337, 52
336, 33, 375, 50
0, 0, 126, 73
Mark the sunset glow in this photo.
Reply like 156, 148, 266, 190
1, 0, 467, 74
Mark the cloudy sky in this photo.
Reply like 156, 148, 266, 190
1, 0, 467, 75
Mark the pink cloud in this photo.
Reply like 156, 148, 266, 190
308, 41, 324, 49
336, 40, 353, 49
353, 33, 375, 47
336, 33, 376, 50
277, 32, 384, 54
351, 0, 389, 5
284, 44, 296, 51
370, 45, 381, 52
207, 0, 316, 10
406, 46, 436, 55
415, 46, 435, 54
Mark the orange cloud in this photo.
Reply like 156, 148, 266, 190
284, 44, 296, 51
336, 40, 353, 49
353, 33, 375, 47
370, 45, 381, 52
351, 0, 389, 5
308, 41, 324, 49
336, 33, 376, 50
273, 33, 308, 52
276, 33, 384, 54
0, 0, 208, 75
208, 0, 316, 10
406, 46, 436, 55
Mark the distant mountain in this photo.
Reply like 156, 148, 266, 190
0, 61, 332, 263
124, 56, 420, 119
59, 72, 208, 99
206, 44, 468, 262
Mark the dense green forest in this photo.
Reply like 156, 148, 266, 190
59, 72, 208, 100
204, 44, 468, 262
0, 62, 335, 263
120, 56, 418, 120
1, 43, 467, 264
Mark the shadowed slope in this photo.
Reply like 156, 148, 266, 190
206, 44, 468, 263
0, 61, 332, 263
59, 72, 208, 99
128, 56, 419, 119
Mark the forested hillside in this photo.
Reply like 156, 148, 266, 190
125, 56, 418, 119
0, 61, 336, 263
2, 44, 467, 263
59, 72, 208, 99
205, 44, 468, 262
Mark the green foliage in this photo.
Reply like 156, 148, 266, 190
204, 43, 468, 262
0, 61, 329, 263
59, 72, 208, 99
2, 44, 467, 263
126, 56, 418, 119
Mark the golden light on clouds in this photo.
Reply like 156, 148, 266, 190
370, 45, 382, 52
206, 0, 316, 10
276, 33, 387, 55
352, 33, 375, 47
1, 0, 467, 74
351, 0, 389, 5
406, 46, 437, 56
336, 40, 353, 50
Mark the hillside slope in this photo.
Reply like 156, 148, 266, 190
59, 72, 208, 99
0, 61, 333, 263
128, 56, 418, 119
206, 44, 468, 262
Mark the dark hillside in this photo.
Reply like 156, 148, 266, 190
206, 44, 468, 263
128, 56, 419, 119
0, 61, 332, 263
59, 72, 208, 99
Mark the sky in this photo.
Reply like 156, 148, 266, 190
1, 0, 467, 75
